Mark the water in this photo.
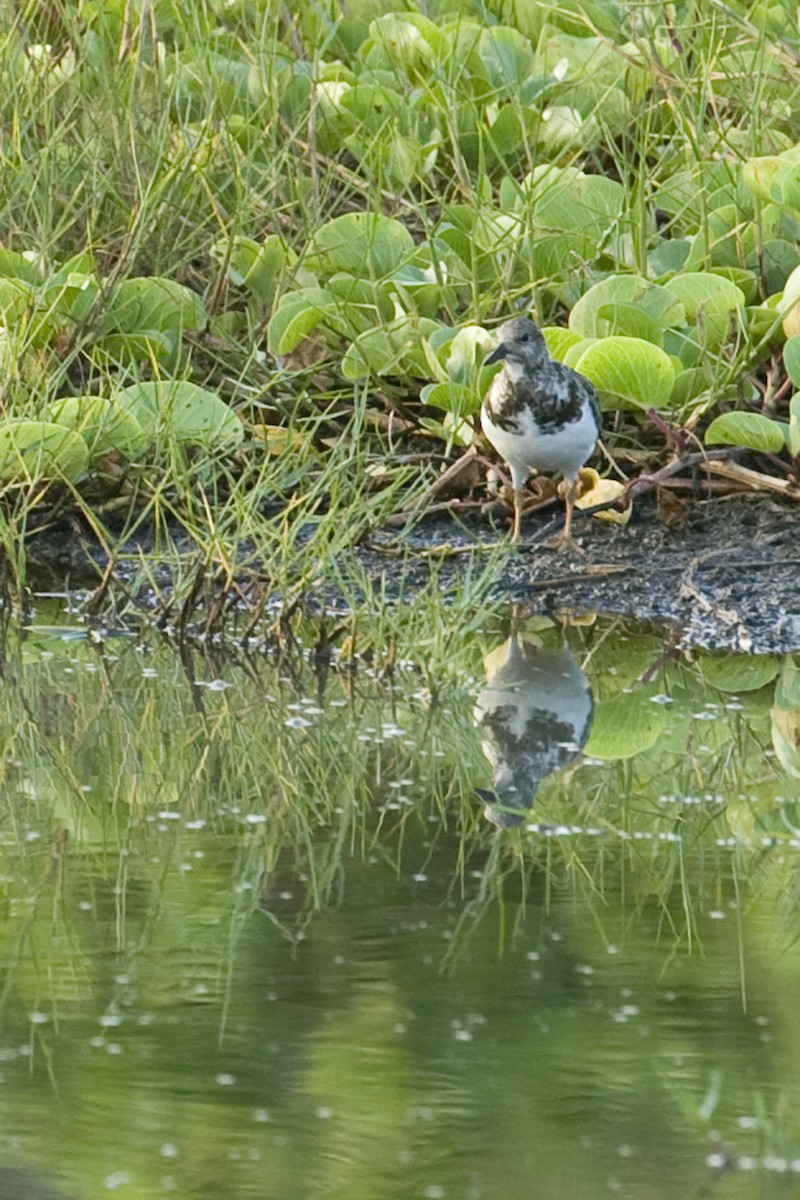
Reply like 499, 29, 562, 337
1, 608, 799, 1198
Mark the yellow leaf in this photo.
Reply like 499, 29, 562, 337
574, 467, 631, 525
257, 424, 313, 459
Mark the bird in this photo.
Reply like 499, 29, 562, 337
481, 316, 601, 548
473, 634, 594, 829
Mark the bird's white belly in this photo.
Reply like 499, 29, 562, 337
482, 401, 598, 487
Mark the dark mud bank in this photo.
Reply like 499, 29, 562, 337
357, 495, 800, 654
24, 494, 800, 654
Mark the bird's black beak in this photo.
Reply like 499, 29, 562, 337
484, 342, 508, 366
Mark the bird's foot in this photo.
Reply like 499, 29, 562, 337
541, 530, 587, 556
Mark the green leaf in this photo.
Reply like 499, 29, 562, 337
742, 154, 783, 201
0, 420, 89, 483
307, 213, 415, 279
341, 318, 439, 380
647, 239, 692, 278
542, 326, 583, 362
524, 166, 627, 240
784, 335, 800, 388
420, 381, 480, 418
704, 411, 785, 453
585, 690, 665, 759
99, 277, 208, 334
0, 244, 43, 283
46, 396, 148, 458
266, 287, 336, 355
477, 26, 535, 90
775, 655, 800, 709
767, 158, 800, 213
789, 393, 800, 458
115, 382, 243, 451
670, 367, 712, 407
698, 654, 780, 693
569, 275, 685, 338
211, 235, 286, 305
596, 302, 663, 344
574, 337, 675, 409
662, 272, 744, 320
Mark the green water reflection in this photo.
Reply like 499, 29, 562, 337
1, 610, 800, 1199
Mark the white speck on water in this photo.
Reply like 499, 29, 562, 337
216, 1073, 236, 1087
706, 1153, 726, 1170
316, 1106, 333, 1119
285, 716, 312, 729
158, 811, 181, 821
424, 1187, 445, 1199
253, 1109, 270, 1123
100, 1013, 123, 1027
103, 1172, 132, 1190
737, 1115, 759, 1130
185, 819, 206, 830
708, 910, 725, 920
160, 1143, 179, 1159
245, 814, 267, 824
106, 1043, 123, 1055
141, 668, 158, 678
29, 1012, 48, 1025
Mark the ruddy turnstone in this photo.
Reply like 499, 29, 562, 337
482, 316, 601, 548
473, 635, 594, 829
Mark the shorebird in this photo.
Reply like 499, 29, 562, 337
482, 316, 601, 548
474, 635, 593, 829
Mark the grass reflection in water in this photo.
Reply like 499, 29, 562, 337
0, 609, 798, 1199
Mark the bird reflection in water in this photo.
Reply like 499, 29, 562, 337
474, 629, 593, 828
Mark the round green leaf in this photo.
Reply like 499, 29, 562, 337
0, 420, 89, 483
574, 337, 675, 409
307, 213, 415, 279
569, 275, 684, 339
704, 411, 785, 453
698, 654, 780, 693
662, 272, 744, 320
477, 26, 535, 90
542, 326, 582, 362
266, 287, 335, 355
47, 396, 148, 458
99, 276, 208, 334
115, 382, 243, 451
585, 690, 665, 760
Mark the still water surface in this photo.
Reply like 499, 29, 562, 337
1, 607, 800, 1199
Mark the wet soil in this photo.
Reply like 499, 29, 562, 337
356, 494, 800, 654
22, 493, 800, 654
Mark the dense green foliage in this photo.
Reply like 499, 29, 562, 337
1, 0, 800, 589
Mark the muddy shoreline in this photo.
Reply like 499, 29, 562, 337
356, 494, 800, 654
22, 494, 800, 655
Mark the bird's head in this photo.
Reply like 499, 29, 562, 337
484, 317, 549, 372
